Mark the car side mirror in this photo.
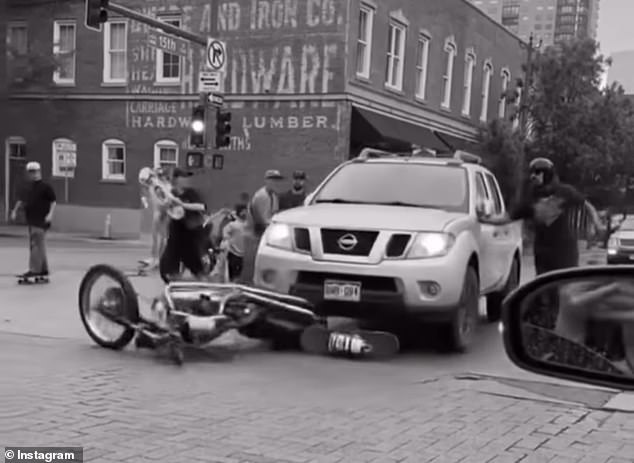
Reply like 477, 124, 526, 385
476, 199, 494, 219
502, 266, 634, 391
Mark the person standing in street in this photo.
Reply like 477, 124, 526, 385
279, 170, 307, 211
10, 162, 56, 278
220, 204, 248, 281
238, 169, 285, 283
488, 157, 605, 275
140, 167, 169, 269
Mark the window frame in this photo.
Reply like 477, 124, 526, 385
153, 139, 179, 170
101, 139, 126, 181
102, 20, 128, 85
155, 16, 182, 85
7, 22, 29, 56
499, 68, 511, 119
441, 37, 457, 109
415, 32, 430, 100
6, 136, 27, 159
385, 20, 407, 91
462, 49, 476, 116
52, 20, 77, 85
355, 4, 374, 79
480, 61, 493, 122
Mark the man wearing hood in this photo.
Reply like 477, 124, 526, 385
491, 158, 605, 275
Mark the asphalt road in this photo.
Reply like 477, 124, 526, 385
2, 236, 633, 463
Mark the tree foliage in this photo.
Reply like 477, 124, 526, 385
527, 38, 634, 193
479, 38, 634, 207
478, 119, 524, 207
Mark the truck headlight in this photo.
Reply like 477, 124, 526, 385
406, 232, 455, 259
607, 237, 619, 255
265, 223, 293, 250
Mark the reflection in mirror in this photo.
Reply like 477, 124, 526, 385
521, 276, 634, 377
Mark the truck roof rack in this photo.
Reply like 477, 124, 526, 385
355, 146, 438, 161
453, 150, 482, 164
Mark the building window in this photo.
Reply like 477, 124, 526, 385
355, 4, 374, 79
415, 33, 430, 100
53, 21, 76, 85
499, 68, 511, 119
480, 62, 493, 122
462, 50, 476, 116
156, 17, 181, 84
7, 23, 28, 57
7, 137, 26, 159
103, 21, 127, 84
153, 140, 179, 170
52, 138, 77, 178
441, 38, 457, 109
101, 139, 126, 181
385, 21, 406, 91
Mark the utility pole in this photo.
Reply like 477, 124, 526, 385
514, 33, 541, 204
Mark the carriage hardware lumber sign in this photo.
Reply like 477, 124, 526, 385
206, 37, 227, 73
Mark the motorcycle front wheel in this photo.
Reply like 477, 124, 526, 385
79, 264, 140, 349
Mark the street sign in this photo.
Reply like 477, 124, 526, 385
148, 30, 189, 57
206, 38, 226, 72
198, 71, 222, 93
54, 140, 77, 169
207, 93, 224, 106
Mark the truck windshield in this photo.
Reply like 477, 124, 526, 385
313, 162, 469, 213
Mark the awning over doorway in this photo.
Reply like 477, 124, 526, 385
433, 130, 479, 154
350, 107, 448, 153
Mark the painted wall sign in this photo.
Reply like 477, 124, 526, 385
124, 0, 345, 96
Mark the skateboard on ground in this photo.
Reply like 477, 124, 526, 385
16, 274, 50, 285
300, 324, 400, 359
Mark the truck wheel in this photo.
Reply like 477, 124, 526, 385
486, 257, 520, 323
445, 266, 479, 352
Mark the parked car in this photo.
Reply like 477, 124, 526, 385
607, 216, 634, 264
253, 148, 523, 352
501, 265, 634, 390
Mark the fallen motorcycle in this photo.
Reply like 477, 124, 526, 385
78, 264, 321, 364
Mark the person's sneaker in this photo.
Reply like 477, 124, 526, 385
327, 332, 370, 355
135, 332, 156, 349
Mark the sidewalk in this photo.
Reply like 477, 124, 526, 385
0, 224, 150, 246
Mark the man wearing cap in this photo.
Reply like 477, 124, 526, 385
158, 167, 208, 282
279, 170, 307, 211
10, 162, 56, 278
239, 169, 285, 283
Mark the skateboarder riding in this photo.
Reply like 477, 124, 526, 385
10, 162, 56, 280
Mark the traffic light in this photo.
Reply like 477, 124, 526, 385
215, 109, 232, 148
190, 105, 206, 148
186, 151, 204, 169
85, 0, 109, 31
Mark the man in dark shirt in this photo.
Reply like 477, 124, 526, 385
158, 168, 208, 282
501, 158, 605, 275
279, 170, 307, 211
10, 162, 56, 278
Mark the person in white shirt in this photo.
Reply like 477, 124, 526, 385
221, 204, 248, 281
140, 167, 169, 269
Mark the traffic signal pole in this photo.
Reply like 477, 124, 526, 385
105, 2, 207, 46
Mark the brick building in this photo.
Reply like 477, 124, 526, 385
3, 0, 525, 237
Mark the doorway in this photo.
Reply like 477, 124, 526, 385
4, 137, 27, 224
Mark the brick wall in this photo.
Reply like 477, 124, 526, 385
5, 0, 350, 213
346, 0, 526, 129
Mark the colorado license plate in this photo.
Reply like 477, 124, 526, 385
323, 280, 361, 302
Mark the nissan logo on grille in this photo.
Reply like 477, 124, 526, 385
337, 233, 358, 251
